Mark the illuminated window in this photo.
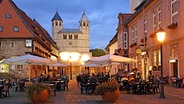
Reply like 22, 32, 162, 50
25, 39, 32, 47
152, 49, 160, 71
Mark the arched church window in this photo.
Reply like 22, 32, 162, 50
69, 35, 72, 39
10, 41, 15, 47
63, 34, 67, 39
74, 34, 78, 39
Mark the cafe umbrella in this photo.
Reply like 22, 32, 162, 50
2, 54, 50, 81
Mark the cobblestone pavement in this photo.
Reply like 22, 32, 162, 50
1, 79, 184, 104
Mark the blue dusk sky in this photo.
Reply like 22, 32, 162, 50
13, 0, 130, 49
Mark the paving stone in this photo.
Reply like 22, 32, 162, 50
0, 79, 184, 104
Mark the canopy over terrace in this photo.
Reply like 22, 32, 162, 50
2, 54, 50, 80
85, 54, 138, 75
87, 54, 138, 64
2, 54, 50, 65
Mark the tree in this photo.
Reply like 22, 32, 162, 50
90, 48, 105, 57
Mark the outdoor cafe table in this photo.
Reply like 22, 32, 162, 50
131, 81, 153, 95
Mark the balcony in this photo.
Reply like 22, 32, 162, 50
130, 42, 137, 48
167, 22, 178, 29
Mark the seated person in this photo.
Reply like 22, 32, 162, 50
121, 76, 128, 82
128, 75, 135, 82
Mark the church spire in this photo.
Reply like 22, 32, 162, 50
80, 11, 89, 21
51, 10, 63, 22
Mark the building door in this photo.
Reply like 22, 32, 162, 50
172, 60, 178, 77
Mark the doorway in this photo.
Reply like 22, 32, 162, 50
171, 60, 178, 77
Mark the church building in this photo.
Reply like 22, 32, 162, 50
51, 11, 92, 77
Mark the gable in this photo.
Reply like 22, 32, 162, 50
0, 0, 33, 38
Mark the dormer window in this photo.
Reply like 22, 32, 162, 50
13, 26, 19, 32
5, 14, 11, 18
0, 26, 3, 32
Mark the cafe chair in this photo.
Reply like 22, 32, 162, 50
2, 84, 10, 97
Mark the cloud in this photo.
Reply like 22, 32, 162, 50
13, 0, 130, 49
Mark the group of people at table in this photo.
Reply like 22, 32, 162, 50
76, 71, 160, 95
76, 72, 110, 95
0, 79, 10, 98
118, 73, 160, 95
0, 73, 69, 98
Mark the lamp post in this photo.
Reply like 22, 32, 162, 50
69, 56, 72, 80
156, 28, 166, 98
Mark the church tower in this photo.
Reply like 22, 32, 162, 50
79, 12, 90, 52
79, 12, 90, 34
51, 10, 62, 39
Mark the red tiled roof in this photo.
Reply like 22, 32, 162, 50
0, 0, 58, 49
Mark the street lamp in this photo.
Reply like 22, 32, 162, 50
156, 28, 166, 98
60, 52, 80, 80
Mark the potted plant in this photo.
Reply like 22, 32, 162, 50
95, 79, 120, 103
26, 82, 51, 103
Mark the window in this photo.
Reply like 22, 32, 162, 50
153, 10, 157, 32
13, 26, 19, 32
170, 44, 178, 59
158, 7, 161, 28
131, 26, 137, 44
0, 26, 3, 32
152, 49, 160, 71
144, 16, 148, 34
10, 41, 15, 47
171, 0, 178, 23
63, 34, 67, 39
69, 34, 72, 39
83, 22, 85, 26
5, 14, 11, 18
0, 41, 1, 47
124, 32, 128, 49
152, 6, 161, 32
55, 22, 58, 26
74, 34, 78, 39
25, 39, 32, 47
